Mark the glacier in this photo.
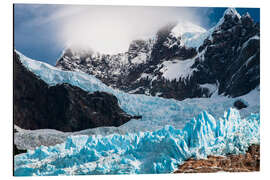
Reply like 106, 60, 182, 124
14, 108, 259, 176
16, 50, 259, 132
14, 50, 260, 175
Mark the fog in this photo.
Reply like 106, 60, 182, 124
18, 5, 212, 54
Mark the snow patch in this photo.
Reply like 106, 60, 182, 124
171, 21, 206, 38
223, 8, 241, 19
242, 35, 260, 49
200, 83, 217, 95
160, 58, 196, 82
131, 53, 148, 64
169, 21, 207, 49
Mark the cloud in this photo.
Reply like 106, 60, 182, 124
15, 4, 213, 54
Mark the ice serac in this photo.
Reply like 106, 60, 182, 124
14, 108, 260, 176
14, 50, 260, 175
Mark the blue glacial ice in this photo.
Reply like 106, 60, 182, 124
14, 108, 260, 176
14, 51, 260, 175
16, 51, 260, 132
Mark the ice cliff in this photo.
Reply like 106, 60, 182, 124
14, 108, 259, 175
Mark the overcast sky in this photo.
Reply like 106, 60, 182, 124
14, 4, 259, 65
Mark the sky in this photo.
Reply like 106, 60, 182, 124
14, 4, 260, 65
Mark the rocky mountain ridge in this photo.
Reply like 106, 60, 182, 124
55, 8, 260, 101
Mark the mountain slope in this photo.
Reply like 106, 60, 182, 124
14, 49, 260, 175
14, 51, 134, 132
55, 8, 259, 101
16, 50, 260, 133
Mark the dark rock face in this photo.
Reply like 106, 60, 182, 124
195, 12, 260, 98
14, 52, 133, 132
55, 9, 260, 101
150, 23, 197, 64
14, 144, 27, 156
234, 99, 248, 110
13, 128, 27, 155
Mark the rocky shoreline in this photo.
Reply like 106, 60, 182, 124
175, 144, 260, 173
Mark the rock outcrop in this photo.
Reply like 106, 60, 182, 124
175, 144, 260, 173
14, 51, 133, 132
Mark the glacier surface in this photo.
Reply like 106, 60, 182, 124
16, 51, 259, 132
14, 108, 259, 176
14, 50, 260, 175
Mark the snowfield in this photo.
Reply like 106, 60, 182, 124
14, 50, 260, 175
160, 58, 197, 82
170, 21, 207, 49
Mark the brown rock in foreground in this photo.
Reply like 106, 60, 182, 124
175, 145, 260, 173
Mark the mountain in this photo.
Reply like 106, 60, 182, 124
55, 8, 260, 101
14, 44, 260, 175
14, 51, 136, 132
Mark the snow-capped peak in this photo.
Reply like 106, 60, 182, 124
223, 8, 241, 19
205, 8, 241, 41
167, 21, 207, 49
243, 12, 251, 18
170, 21, 207, 37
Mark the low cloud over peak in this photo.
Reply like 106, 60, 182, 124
15, 4, 213, 54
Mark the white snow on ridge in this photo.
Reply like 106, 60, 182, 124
138, 73, 154, 80
224, 7, 241, 19
200, 83, 218, 95
183, 8, 242, 50
159, 48, 208, 82
242, 35, 260, 49
171, 21, 206, 38
169, 21, 207, 49
160, 58, 196, 81
131, 53, 148, 64
168, 10, 240, 50
244, 54, 256, 67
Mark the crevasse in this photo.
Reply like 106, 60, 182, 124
14, 108, 259, 175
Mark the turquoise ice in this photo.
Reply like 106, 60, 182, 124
14, 108, 259, 175
14, 51, 260, 175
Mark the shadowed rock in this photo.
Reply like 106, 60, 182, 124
234, 99, 248, 110
14, 51, 133, 132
